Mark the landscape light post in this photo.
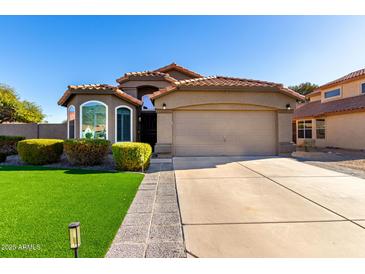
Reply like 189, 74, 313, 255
68, 222, 81, 258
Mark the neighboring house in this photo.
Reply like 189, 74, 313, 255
293, 68, 365, 150
58, 63, 304, 156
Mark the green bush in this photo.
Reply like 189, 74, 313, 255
0, 152, 7, 163
0, 135, 25, 155
112, 142, 152, 172
63, 139, 110, 166
17, 139, 64, 165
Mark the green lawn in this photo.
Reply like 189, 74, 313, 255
0, 165, 143, 258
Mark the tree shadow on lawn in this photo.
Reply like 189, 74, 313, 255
0, 165, 124, 175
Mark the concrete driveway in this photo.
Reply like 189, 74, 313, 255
174, 157, 365, 257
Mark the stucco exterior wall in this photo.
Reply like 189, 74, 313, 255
326, 112, 365, 150
119, 80, 171, 98
67, 94, 138, 143
166, 70, 193, 81
154, 89, 296, 156
278, 112, 293, 143
295, 112, 365, 150
154, 90, 297, 110
319, 77, 365, 103
309, 94, 321, 102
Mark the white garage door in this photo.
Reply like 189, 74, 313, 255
173, 110, 277, 156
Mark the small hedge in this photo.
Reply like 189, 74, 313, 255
17, 139, 64, 165
112, 142, 152, 172
0, 152, 7, 163
64, 139, 110, 166
0, 135, 25, 155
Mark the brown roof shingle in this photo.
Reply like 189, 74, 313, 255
58, 84, 142, 106
151, 76, 304, 100
293, 94, 365, 119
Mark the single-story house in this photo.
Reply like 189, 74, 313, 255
293, 67, 365, 150
58, 63, 304, 156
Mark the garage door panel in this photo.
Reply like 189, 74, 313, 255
175, 134, 224, 145
173, 110, 276, 156
174, 145, 226, 156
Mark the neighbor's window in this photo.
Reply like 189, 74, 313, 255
361, 83, 365, 94
81, 101, 107, 139
316, 119, 325, 139
116, 107, 131, 142
298, 120, 312, 139
68, 105, 75, 139
324, 88, 341, 99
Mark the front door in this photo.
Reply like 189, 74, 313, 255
140, 111, 157, 151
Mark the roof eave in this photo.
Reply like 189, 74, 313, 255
58, 88, 142, 107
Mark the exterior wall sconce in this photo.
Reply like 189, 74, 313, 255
162, 103, 166, 110
286, 103, 291, 110
68, 222, 81, 258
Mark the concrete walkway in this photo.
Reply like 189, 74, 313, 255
106, 160, 186, 258
174, 156, 365, 257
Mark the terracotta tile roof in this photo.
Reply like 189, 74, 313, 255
321, 68, 365, 88
116, 70, 176, 84
154, 62, 202, 78
150, 76, 304, 100
293, 94, 365, 119
308, 67, 365, 96
58, 84, 142, 106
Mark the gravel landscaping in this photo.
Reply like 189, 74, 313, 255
292, 148, 365, 179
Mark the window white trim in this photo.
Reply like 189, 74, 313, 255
315, 118, 326, 139
79, 100, 108, 140
67, 105, 76, 139
360, 82, 365, 94
323, 87, 342, 101
297, 119, 313, 139
115, 105, 133, 142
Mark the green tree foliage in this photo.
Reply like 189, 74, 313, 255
0, 84, 45, 123
288, 82, 319, 96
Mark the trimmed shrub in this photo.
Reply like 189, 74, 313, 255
0, 152, 7, 163
0, 135, 25, 155
63, 139, 110, 166
17, 139, 64, 165
112, 142, 152, 172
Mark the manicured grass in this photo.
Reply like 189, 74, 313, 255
0, 165, 143, 258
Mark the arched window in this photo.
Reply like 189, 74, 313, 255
115, 106, 132, 142
80, 101, 108, 139
68, 105, 76, 139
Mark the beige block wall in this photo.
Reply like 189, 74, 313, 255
0, 123, 67, 139
38, 123, 67, 139
67, 94, 138, 143
0, 123, 38, 139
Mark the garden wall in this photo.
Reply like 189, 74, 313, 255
0, 123, 67, 139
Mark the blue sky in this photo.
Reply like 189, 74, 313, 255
1, 16, 365, 122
